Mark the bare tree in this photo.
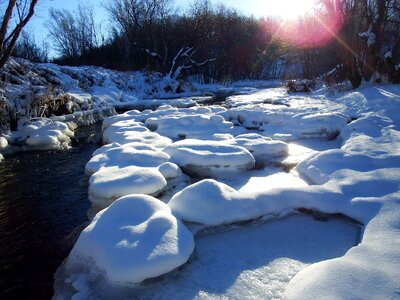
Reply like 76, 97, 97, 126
47, 3, 99, 61
0, 0, 38, 69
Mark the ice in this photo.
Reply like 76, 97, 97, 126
164, 139, 255, 177
85, 147, 170, 175
88, 166, 167, 210
63, 195, 194, 286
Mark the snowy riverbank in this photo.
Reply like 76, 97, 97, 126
52, 84, 400, 299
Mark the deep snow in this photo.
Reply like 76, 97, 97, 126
45, 82, 400, 299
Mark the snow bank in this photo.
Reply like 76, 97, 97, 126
164, 139, 255, 177
65, 195, 194, 285
88, 166, 167, 209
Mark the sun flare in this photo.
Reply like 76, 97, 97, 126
267, 0, 317, 20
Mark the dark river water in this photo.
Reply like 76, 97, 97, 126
0, 128, 100, 299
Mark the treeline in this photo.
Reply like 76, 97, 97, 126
10, 0, 400, 87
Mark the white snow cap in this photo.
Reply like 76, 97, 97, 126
85, 147, 170, 175
231, 133, 289, 162
146, 114, 234, 140
70, 195, 195, 285
0, 137, 8, 149
169, 179, 264, 226
104, 131, 172, 149
89, 166, 167, 209
158, 162, 182, 179
103, 120, 149, 144
164, 139, 255, 177
25, 121, 74, 150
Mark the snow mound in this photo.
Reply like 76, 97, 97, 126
24, 120, 74, 150
169, 179, 263, 226
66, 195, 195, 285
103, 120, 149, 144
146, 114, 234, 139
158, 162, 182, 179
105, 131, 172, 149
89, 166, 167, 209
85, 147, 170, 175
164, 139, 255, 177
231, 133, 289, 163
92, 142, 158, 157
261, 113, 347, 141
0, 136, 8, 149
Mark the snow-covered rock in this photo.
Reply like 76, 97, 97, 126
65, 195, 195, 285
164, 139, 255, 177
0, 136, 8, 149
169, 179, 261, 226
85, 147, 170, 175
88, 166, 167, 209
230, 133, 289, 163
103, 120, 149, 144
104, 131, 172, 149
146, 114, 234, 140
158, 162, 182, 179
24, 120, 74, 150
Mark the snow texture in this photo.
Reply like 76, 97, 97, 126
88, 166, 167, 209
164, 139, 255, 177
85, 146, 170, 175
0, 137, 8, 149
65, 195, 194, 285
55, 84, 400, 300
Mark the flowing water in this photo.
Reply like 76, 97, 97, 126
0, 126, 100, 299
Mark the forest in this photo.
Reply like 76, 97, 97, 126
3, 0, 400, 87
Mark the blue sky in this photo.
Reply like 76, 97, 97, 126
26, 0, 277, 50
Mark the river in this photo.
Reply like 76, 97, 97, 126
0, 126, 101, 299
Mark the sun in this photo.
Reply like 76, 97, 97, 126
267, 0, 317, 20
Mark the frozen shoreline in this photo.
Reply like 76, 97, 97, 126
52, 84, 400, 299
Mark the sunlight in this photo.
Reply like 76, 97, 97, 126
267, 0, 317, 20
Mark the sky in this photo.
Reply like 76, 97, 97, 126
25, 0, 301, 54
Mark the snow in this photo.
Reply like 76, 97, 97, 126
158, 162, 182, 179
104, 131, 172, 149
229, 133, 289, 163
0, 137, 8, 149
147, 114, 234, 139
85, 147, 170, 175
55, 84, 400, 300
88, 166, 167, 210
0, 153, 3, 162
164, 139, 255, 177
64, 195, 194, 285
24, 120, 74, 150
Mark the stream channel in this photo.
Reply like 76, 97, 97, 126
0, 125, 102, 299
